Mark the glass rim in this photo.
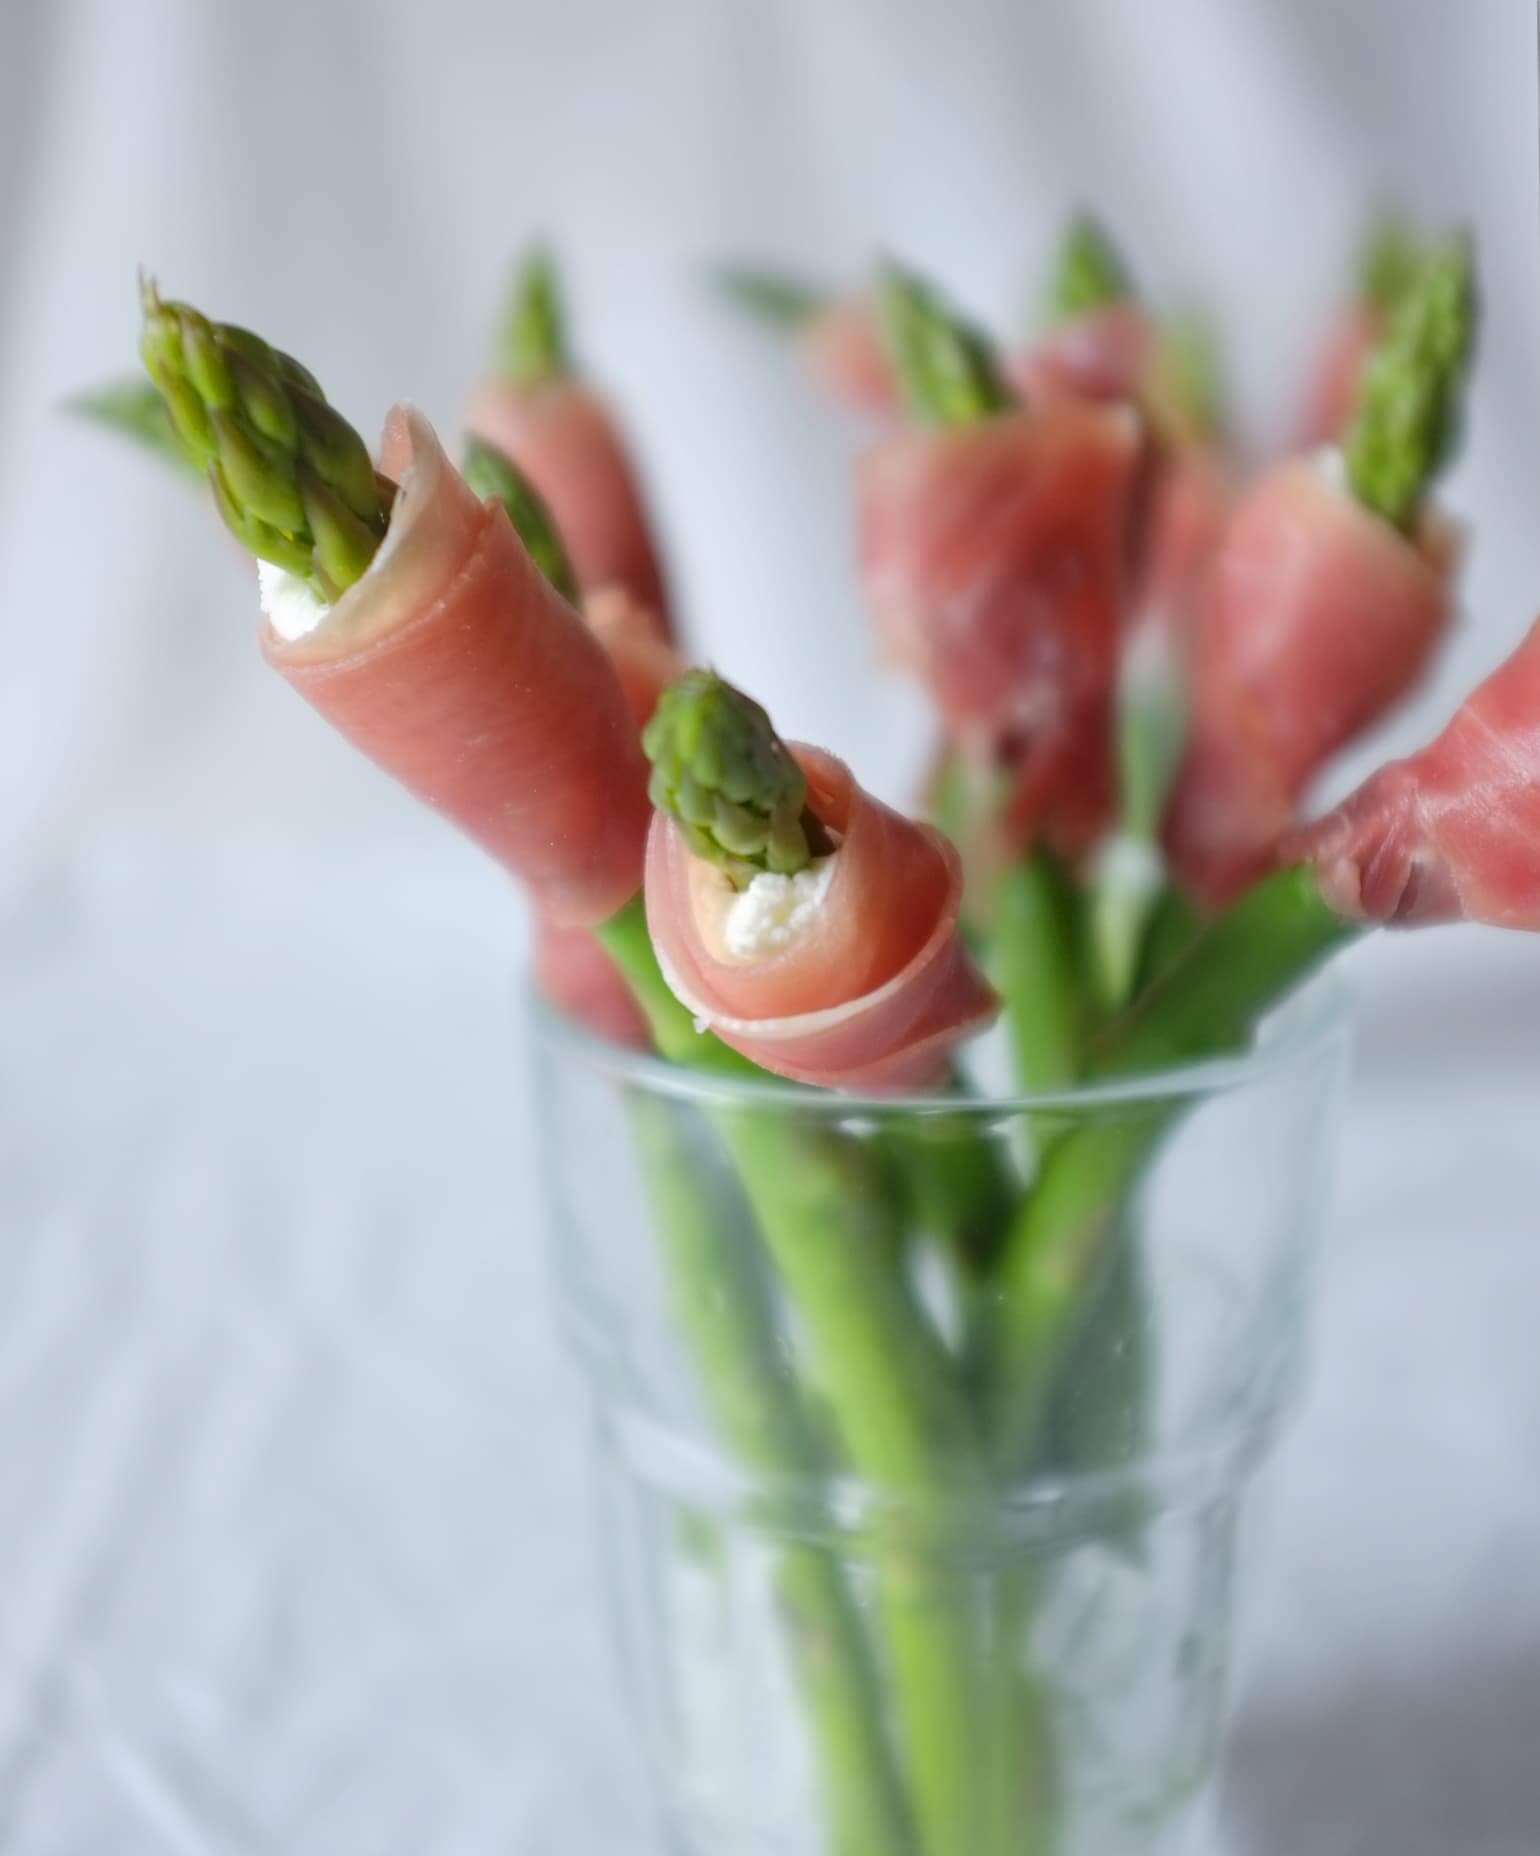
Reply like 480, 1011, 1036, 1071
525, 966, 1354, 1115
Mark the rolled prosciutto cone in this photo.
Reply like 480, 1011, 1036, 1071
1286, 614, 1540, 930
859, 400, 1143, 854
1162, 455, 1456, 906
465, 248, 673, 634
140, 286, 654, 929
642, 671, 997, 1089
1165, 240, 1475, 907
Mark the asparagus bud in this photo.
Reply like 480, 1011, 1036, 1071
65, 376, 203, 475
1342, 233, 1477, 532
874, 259, 1013, 426
642, 669, 832, 886
498, 242, 570, 387
711, 262, 831, 329
1043, 212, 1134, 325
460, 436, 579, 602
139, 278, 390, 599
1358, 208, 1425, 315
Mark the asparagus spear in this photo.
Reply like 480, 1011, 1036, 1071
139, 279, 391, 600
638, 670, 1009, 1856
472, 461, 916, 1855
497, 242, 570, 387
64, 376, 203, 474
460, 436, 580, 604
1041, 211, 1134, 325
1342, 233, 1477, 532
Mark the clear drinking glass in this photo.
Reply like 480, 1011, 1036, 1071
530, 980, 1350, 1856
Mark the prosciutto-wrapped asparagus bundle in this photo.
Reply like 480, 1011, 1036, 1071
465, 247, 673, 635
642, 670, 997, 1089
139, 284, 652, 930
858, 262, 1142, 858
1164, 239, 1474, 908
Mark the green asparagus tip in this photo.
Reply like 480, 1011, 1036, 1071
1151, 307, 1225, 442
873, 257, 1012, 427
498, 242, 570, 388
641, 668, 832, 886
461, 436, 579, 603
710, 262, 830, 330
138, 275, 390, 600
1341, 231, 1477, 532
1043, 211, 1135, 326
63, 375, 204, 475
1358, 208, 1425, 315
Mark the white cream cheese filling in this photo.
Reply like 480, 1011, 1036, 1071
257, 560, 330, 641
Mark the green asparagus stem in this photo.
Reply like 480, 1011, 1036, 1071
498, 243, 569, 387
875, 260, 1014, 426
597, 895, 1011, 1856
1341, 233, 1477, 532
643, 668, 833, 885
139, 279, 390, 600
994, 850, 1084, 1092
627, 1091, 918, 1856
989, 867, 1361, 1463
1358, 209, 1425, 315
461, 437, 580, 603
712, 262, 831, 329
64, 377, 203, 474
1042, 212, 1134, 325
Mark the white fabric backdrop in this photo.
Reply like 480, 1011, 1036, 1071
2, 0, 1538, 1849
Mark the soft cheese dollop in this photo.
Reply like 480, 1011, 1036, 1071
257, 560, 330, 641
721, 857, 836, 958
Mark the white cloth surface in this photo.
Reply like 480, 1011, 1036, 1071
2, 0, 1538, 1849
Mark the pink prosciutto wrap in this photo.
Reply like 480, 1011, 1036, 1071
1132, 440, 1231, 652
799, 298, 898, 417
535, 587, 683, 1047
1288, 615, 1540, 929
1008, 301, 1155, 407
465, 376, 672, 636
858, 402, 1143, 853
1163, 456, 1456, 908
645, 747, 998, 1089
264, 406, 652, 928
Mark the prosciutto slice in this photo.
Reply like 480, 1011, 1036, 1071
465, 376, 672, 636
1163, 455, 1455, 908
264, 406, 652, 928
645, 747, 997, 1089
858, 402, 1142, 853
1133, 440, 1230, 652
1008, 301, 1155, 408
1288, 615, 1540, 929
